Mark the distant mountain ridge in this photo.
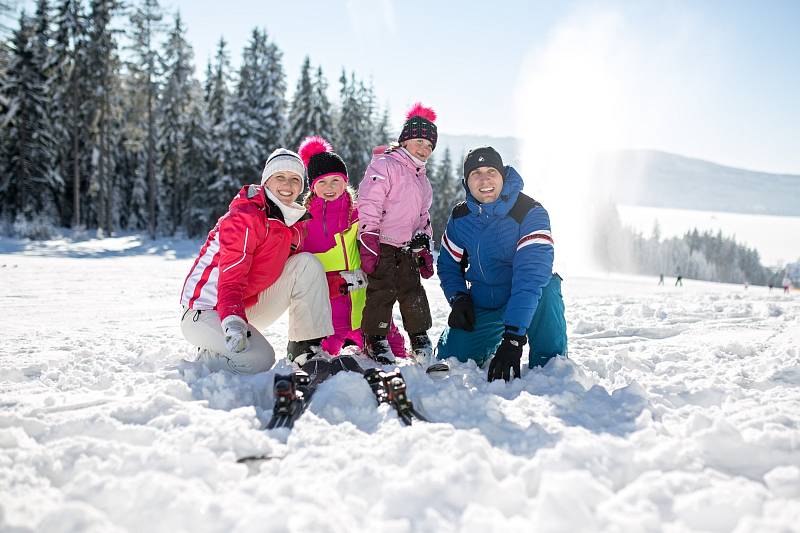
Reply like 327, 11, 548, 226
436, 134, 800, 217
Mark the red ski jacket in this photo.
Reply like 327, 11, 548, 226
180, 184, 308, 322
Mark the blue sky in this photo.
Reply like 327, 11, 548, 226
164, 0, 800, 174
14, 0, 800, 173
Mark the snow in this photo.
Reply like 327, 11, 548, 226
617, 204, 800, 267
2, 235, 799, 532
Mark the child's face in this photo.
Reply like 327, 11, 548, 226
402, 138, 433, 162
265, 171, 303, 206
313, 175, 347, 201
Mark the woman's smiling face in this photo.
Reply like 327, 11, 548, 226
265, 171, 303, 206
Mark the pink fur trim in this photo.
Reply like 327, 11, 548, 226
298, 136, 333, 166
405, 102, 437, 123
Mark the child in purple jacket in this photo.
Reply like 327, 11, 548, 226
298, 136, 407, 359
357, 103, 437, 364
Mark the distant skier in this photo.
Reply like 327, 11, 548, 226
179, 148, 333, 374
437, 146, 567, 381
675, 268, 683, 287
784, 275, 792, 294
658, 273, 664, 286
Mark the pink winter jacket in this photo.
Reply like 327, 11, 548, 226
358, 146, 433, 247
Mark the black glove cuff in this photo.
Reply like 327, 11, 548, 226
449, 292, 471, 306
502, 329, 527, 346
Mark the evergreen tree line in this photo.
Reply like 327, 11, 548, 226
0, 0, 463, 241
595, 204, 778, 286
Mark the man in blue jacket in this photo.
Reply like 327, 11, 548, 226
437, 146, 567, 381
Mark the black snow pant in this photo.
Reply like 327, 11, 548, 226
362, 243, 432, 336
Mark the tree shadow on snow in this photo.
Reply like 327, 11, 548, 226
0, 233, 200, 260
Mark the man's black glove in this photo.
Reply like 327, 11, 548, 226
487, 329, 527, 382
448, 293, 475, 331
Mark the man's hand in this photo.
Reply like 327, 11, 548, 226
487, 330, 527, 382
359, 231, 380, 275
222, 315, 248, 353
448, 293, 475, 331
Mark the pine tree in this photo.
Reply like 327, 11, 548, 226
85, 0, 123, 234
1, 9, 58, 223
32, 0, 64, 220
285, 56, 314, 152
51, 0, 89, 227
310, 66, 334, 142
158, 11, 196, 234
228, 27, 286, 185
429, 147, 459, 243
373, 105, 391, 146
205, 37, 235, 219
335, 70, 374, 187
128, 0, 164, 238
183, 87, 213, 236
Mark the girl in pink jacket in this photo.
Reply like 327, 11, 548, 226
298, 137, 407, 358
358, 103, 437, 365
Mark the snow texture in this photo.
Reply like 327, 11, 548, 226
1, 234, 799, 532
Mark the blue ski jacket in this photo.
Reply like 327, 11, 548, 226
437, 166, 555, 335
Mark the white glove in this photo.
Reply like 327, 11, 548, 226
340, 269, 368, 292
222, 315, 248, 353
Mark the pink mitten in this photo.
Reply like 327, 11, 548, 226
415, 248, 434, 279
359, 231, 381, 274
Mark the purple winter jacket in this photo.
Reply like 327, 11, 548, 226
357, 146, 433, 247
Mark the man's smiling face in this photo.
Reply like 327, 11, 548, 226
466, 166, 503, 204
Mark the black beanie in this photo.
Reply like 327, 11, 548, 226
307, 151, 348, 188
463, 146, 504, 179
298, 136, 348, 189
397, 103, 438, 150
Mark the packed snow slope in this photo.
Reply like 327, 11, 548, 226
1, 234, 799, 533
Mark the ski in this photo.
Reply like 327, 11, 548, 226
363, 368, 428, 425
265, 355, 364, 430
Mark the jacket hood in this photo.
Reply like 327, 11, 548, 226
464, 166, 525, 217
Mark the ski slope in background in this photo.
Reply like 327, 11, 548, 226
1, 235, 799, 532
617, 204, 800, 267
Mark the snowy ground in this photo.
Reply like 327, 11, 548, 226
1, 234, 799, 533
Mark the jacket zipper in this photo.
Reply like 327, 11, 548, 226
323, 201, 328, 237
475, 209, 496, 304
341, 232, 350, 271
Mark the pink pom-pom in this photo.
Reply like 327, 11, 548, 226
405, 102, 436, 123
298, 136, 333, 166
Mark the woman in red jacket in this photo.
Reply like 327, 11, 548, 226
180, 148, 334, 374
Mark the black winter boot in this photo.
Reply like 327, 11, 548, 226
286, 337, 325, 366
409, 332, 432, 365
364, 335, 395, 364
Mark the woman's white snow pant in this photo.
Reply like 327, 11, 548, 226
181, 253, 334, 374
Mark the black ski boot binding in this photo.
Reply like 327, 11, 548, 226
363, 368, 428, 425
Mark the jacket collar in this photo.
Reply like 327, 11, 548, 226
264, 188, 310, 226
387, 146, 427, 174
